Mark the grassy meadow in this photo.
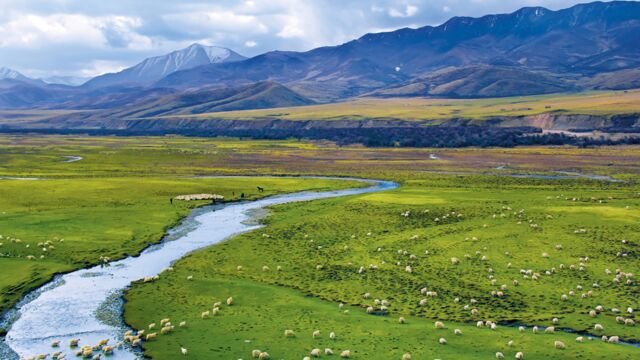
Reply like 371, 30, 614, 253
158, 89, 640, 122
0, 135, 638, 359
125, 178, 640, 358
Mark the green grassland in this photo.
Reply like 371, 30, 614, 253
2, 135, 640, 179
0, 170, 361, 315
157, 89, 640, 121
125, 175, 640, 359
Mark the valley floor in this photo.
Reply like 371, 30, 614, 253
0, 135, 638, 359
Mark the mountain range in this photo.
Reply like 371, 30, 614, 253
1, 1, 640, 116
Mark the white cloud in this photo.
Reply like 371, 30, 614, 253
78, 59, 128, 77
244, 40, 257, 47
389, 4, 419, 18
163, 11, 268, 35
277, 16, 305, 39
0, 13, 151, 50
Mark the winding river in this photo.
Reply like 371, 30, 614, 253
1, 178, 397, 360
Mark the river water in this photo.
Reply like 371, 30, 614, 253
1, 178, 397, 359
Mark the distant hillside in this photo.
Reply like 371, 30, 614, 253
43, 81, 314, 122
370, 65, 575, 98
83, 44, 246, 89
158, 1, 640, 101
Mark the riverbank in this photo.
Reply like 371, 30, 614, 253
2, 178, 393, 359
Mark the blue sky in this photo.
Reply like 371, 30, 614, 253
0, 0, 617, 78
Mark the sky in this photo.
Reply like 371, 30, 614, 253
0, 0, 617, 79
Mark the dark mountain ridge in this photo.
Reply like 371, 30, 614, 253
158, 1, 640, 101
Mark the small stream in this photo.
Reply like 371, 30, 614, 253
0, 177, 397, 360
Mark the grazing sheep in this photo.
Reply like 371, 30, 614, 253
402, 353, 411, 360
545, 326, 555, 334
149, 323, 156, 330
201, 311, 210, 319
304, 357, 311, 360
518, 326, 525, 332
146, 333, 157, 341
161, 326, 173, 335
496, 352, 504, 359
325, 348, 334, 355
311, 348, 321, 357
439, 337, 447, 344
435, 321, 445, 329
608, 336, 620, 343
576, 337, 584, 343
399, 317, 406, 324
340, 350, 351, 358
477, 321, 484, 328
532, 326, 539, 334
284, 329, 295, 338
554, 341, 565, 349
515, 351, 524, 359
454, 329, 462, 335
594, 324, 604, 331
102, 346, 114, 354
181, 347, 188, 355
329, 332, 336, 340
252, 350, 262, 358
625, 319, 635, 326
552, 318, 559, 324
313, 330, 321, 338
179, 321, 187, 327
366, 306, 375, 314
227, 297, 234, 305
70, 339, 80, 347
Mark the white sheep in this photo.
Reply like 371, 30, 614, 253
435, 321, 445, 329
438, 337, 447, 345
402, 353, 411, 360
311, 348, 321, 357
312, 330, 321, 338
515, 351, 524, 359
554, 341, 565, 349
496, 352, 504, 359
340, 350, 351, 358
576, 336, 584, 343
454, 329, 462, 335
